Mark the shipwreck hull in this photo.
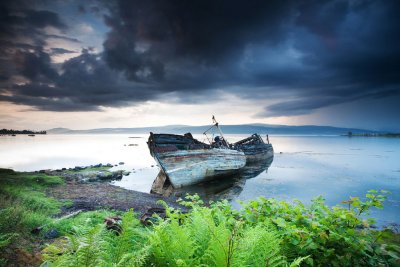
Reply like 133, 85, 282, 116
240, 144, 274, 162
233, 134, 274, 163
154, 148, 246, 188
151, 153, 274, 200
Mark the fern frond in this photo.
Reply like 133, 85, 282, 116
232, 225, 287, 267
287, 256, 310, 267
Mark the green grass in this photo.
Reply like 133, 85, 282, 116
0, 168, 67, 265
0, 169, 64, 234
0, 168, 124, 266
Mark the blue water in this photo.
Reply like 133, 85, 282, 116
1, 134, 399, 227
232, 135, 400, 227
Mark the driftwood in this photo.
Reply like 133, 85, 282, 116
140, 207, 167, 226
104, 216, 122, 233
31, 210, 83, 234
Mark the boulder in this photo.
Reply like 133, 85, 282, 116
97, 171, 114, 180
44, 229, 59, 239
74, 166, 84, 171
112, 170, 124, 180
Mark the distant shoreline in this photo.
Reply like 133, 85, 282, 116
0, 129, 46, 135
344, 132, 400, 138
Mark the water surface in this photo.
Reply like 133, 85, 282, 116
1, 134, 399, 226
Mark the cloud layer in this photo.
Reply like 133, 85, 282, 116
0, 0, 399, 117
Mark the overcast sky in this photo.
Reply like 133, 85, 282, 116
0, 0, 399, 131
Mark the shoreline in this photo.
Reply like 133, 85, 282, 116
39, 164, 181, 215
0, 164, 181, 266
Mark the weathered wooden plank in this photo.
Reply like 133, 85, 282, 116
155, 148, 246, 187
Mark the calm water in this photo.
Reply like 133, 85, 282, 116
1, 134, 399, 227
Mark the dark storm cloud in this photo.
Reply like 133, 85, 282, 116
0, 0, 399, 114
259, 1, 400, 116
99, 0, 400, 112
1, 49, 162, 111
13, 49, 58, 81
0, 4, 66, 39
102, 0, 294, 83
0, 0, 68, 82
50, 48, 76, 55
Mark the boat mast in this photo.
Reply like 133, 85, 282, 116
203, 115, 229, 147
212, 115, 229, 146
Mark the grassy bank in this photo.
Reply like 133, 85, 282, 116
1, 169, 399, 266
0, 168, 63, 266
0, 168, 119, 266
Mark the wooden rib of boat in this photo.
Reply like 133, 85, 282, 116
147, 132, 246, 188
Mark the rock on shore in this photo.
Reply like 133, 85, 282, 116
39, 163, 127, 183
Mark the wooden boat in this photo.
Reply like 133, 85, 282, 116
147, 132, 246, 188
233, 134, 273, 162
151, 154, 274, 200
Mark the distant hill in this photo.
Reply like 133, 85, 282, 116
47, 124, 376, 135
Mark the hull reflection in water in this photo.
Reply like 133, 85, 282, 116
151, 156, 274, 202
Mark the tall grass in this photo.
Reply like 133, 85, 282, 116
0, 168, 66, 266
0, 169, 64, 235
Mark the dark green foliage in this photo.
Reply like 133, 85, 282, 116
42, 192, 399, 267
149, 195, 304, 266
42, 195, 305, 267
240, 190, 399, 266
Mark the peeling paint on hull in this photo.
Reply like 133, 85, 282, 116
241, 144, 274, 162
234, 134, 274, 163
154, 148, 246, 188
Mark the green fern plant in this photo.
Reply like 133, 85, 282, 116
99, 210, 150, 267
42, 210, 149, 267
148, 195, 302, 267
42, 192, 396, 267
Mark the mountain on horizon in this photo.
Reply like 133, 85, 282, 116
47, 123, 377, 135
